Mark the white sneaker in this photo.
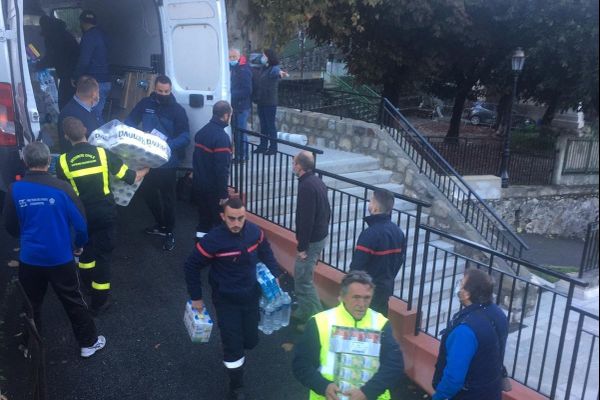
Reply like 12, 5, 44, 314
80, 335, 106, 358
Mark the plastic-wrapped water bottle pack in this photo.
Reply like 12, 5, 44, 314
256, 263, 292, 335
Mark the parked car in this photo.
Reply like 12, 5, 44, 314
468, 102, 533, 128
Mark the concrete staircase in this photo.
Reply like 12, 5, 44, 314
237, 142, 464, 324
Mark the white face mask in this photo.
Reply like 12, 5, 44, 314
260, 55, 268, 65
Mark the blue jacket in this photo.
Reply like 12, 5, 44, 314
125, 93, 190, 168
184, 221, 281, 303
74, 26, 110, 82
58, 96, 101, 152
349, 213, 406, 299
433, 303, 508, 400
230, 61, 253, 111
3, 171, 88, 266
192, 117, 231, 199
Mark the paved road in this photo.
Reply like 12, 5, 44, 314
0, 194, 428, 400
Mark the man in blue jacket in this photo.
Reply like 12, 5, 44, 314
192, 100, 232, 238
125, 75, 190, 250
432, 268, 508, 400
74, 10, 110, 122
58, 75, 101, 153
228, 48, 252, 162
2, 142, 106, 358
349, 189, 405, 315
184, 197, 282, 400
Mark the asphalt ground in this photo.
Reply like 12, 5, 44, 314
0, 194, 429, 400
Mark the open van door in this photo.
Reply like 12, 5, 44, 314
1, 0, 39, 192
158, 0, 230, 169
2, 0, 40, 146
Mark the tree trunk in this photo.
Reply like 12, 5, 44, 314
541, 95, 559, 126
493, 94, 511, 133
445, 83, 471, 140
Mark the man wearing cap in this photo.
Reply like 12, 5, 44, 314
74, 10, 111, 123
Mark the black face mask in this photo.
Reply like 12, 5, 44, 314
155, 94, 170, 104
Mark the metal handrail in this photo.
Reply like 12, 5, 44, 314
315, 168, 431, 208
420, 225, 585, 286
382, 98, 529, 253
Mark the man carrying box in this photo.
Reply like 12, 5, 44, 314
184, 197, 283, 400
293, 271, 404, 400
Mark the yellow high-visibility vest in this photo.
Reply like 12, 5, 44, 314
309, 303, 391, 400
59, 147, 110, 195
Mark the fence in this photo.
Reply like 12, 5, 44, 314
580, 221, 599, 277
416, 226, 596, 400
562, 137, 600, 174
426, 137, 555, 185
230, 127, 598, 399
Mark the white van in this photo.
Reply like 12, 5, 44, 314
0, 0, 229, 193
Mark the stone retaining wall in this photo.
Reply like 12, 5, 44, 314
489, 186, 599, 239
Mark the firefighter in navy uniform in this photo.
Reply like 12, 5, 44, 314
184, 197, 283, 400
57, 117, 149, 315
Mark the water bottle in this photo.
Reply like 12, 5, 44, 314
280, 292, 292, 327
263, 301, 275, 335
271, 295, 282, 330
258, 297, 266, 333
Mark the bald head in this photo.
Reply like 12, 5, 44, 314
293, 151, 315, 177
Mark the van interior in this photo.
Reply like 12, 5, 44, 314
22, 0, 163, 151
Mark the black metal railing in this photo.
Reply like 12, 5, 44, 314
562, 137, 600, 174
230, 127, 431, 306
426, 136, 555, 185
580, 221, 599, 277
279, 81, 381, 123
415, 225, 595, 399
379, 100, 529, 258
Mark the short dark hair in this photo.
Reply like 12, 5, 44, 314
155, 75, 172, 87
213, 101, 232, 119
23, 142, 50, 168
295, 151, 314, 172
463, 268, 494, 304
373, 189, 395, 214
223, 197, 243, 210
76, 76, 99, 99
63, 117, 87, 142
263, 48, 280, 66
341, 271, 375, 296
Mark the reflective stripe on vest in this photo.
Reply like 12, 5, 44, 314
309, 304, 390, 400
60, 147, 110, 195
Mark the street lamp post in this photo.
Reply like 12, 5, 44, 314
500, 47, 526, 188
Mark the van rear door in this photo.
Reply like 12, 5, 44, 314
2, 0, 39, 147
158, 0, 230, 168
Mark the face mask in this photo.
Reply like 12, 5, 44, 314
260, 55, 268, 65
156, 94, 170, 104
229, 60, 239, 67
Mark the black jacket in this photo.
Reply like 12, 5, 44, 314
295, 171, 330, 252
56, 142, 136, 230
192, 117, 231, 199
184, 221, 281, 303
293, 317, 404, 399
58, 97, 101, 152
349, 213, 406, 297
37, 18, 79, 80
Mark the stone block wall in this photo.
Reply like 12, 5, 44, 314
488, 186, 599, 239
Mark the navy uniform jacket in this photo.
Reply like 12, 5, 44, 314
58, 97, 101, 153
184, 221, 281, 303
3, 171, 87, 266
230, 60, 253, 111
192, 116, 231, 199
349, 213, 406, 297
125, 92, 190, 168
74, 26, 110, 83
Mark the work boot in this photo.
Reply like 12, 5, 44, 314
226, 365, 245, 399
163, 232, 175, 251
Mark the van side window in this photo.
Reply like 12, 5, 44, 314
53, 8, 82, 39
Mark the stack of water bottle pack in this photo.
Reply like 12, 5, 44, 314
183, 300, 214, 343
256, 263, 292, 335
